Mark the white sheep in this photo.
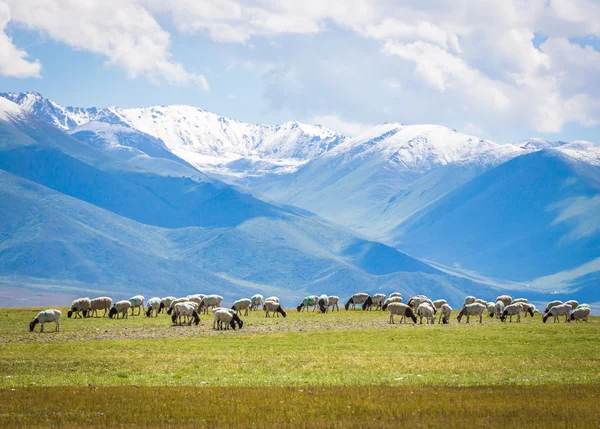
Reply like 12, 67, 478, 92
544, 300, 563, 313
432, 299, 447, 310
213, 309, 243, 330
158, 296, 176, 314
250, 294, 264, 310
265, 296, 280, 304
457, 303, 486, 324
327, 296, 339, 312
186, 294, 205, 308
438, 303, 453, 324
67, 297, 92, 319
297, 296, 319, 312
231, 298, 252, 316
109, 300, 132, 319
29, 310, 62, 332
495, 301, 505, 319
416, 302, 436, 324
511, 298, 528, 304
500, 303, 533, 323
389, 292, 402, 298
171, 302, 201, 326
264, 300, 287, 318
463, 296, 477, 306
128, 295, 145, 316
362, 293, 387, 311
542, 303, 572, 323
89, 297, 112, 318
382, 296, 403, 310
166, 297, 189, 315
344, 293, 369, 310
318, 294, 329, 313
199, 295, 224, 314
496, 295, 513, 307
407, 295, 429, 310
564, 300, 579, 310
145, 297, 161, 317
474, 298, 488, 306
486, 302, 496, 318
519, 303, 536, 318
570, 307, 591, 322
386, 302, 417, 324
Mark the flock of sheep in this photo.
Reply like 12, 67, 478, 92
28, 292, 592, 333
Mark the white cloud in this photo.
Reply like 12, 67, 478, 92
3, 0, 207, 88
0, 2, 40, 78
312, 114, 373, 137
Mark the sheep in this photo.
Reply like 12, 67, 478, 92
474, 298, 488, 306
186, 294, 205, 308
67, 297, 91, 319
199, 295, 223, 314
231, 298, 252, 316
166, 298, 189, 315
264, 300, 287, 318
158, 296, 176, 314
213, 309, 243, 330
29, 310, 62, 333
265, 296, 280, 304
570, 307, 591, 322
344, 293, 369, 310
500, 303, 534, 323
145, 297, 161, 317
407, 295, 429, 310
438, 303, 453, 324
487, 302, 496, 318
457, 303, 486, 324
496, 295, 513, 307
463, 296, 477, 306
109, 300, 132, 319
519, 303, 536, 318
318, 294, 329, 313
128, 295, 145, 316
544, 300, 563, 313
511, 298, 528, 304
362, 293, 387, 311
417, 303, 436, 324
250, 294, 264, 310
297, 296, 319, 312
89, 297, 112, 318
386, 302, 417, 324
432, 299, 447, 310
389, 292, 402, 298
327, 296, 339, 312
171, 302, 200, 326
382, 296, 403, 310
564, 300, 579, 310
495, 301, 505, 319
542, 303, 572, 323
576, 304, 590, 309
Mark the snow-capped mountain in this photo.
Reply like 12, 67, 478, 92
0, 92, 345, 179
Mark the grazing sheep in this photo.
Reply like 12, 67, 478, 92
213, 309, 243, 330
297, 296, 319, 312
264, 300, 287, 318
474, 298, 488, 306
457, 303, 486, 324
496, 295, 513, 307
386, 303, 417, 324
564, 300, 579, 310
511, 298, 528, 304
317, 294, 329, 313
463, 296, 477, 306
231, 298, 252, 316
570, 307, 591, 322
29, 310, 62, 333
417, 303, 436, 324
67, 297, 92, 319
544, 300, 563, 314
519, 303, 536, 318
439, 304, 453, 324
542, 303, 572, 323
250, 294, 264, 310
432, 299, 447, 310
576, 304, 590, 309
166, 298, 189, 315
171, 302, 200, 326
186, 294, 205, 308
495, 301, 505, 319
265, 296, 280, 304
128, 295, 145, 316
362, 293, 387, 311
345, 293, 369, 310
407, 295, 429, 310
158, 296, 176, 314
199, 295, 224, 314
487, 302, 496, 318
500, 303, 533, 323
389, 292, 402, 298
382, 296, 403, 310
327, 296, 339, 312
145, 297, 161, 317
89, 297, 112, 318
109, 300, 132, 319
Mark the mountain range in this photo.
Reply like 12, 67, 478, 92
1, 92, 598, 307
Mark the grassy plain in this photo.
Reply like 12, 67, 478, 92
1, 306, 599, 427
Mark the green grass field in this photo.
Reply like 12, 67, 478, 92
1, 306, 599, 427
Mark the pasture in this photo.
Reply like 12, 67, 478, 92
1, 306, 599, 427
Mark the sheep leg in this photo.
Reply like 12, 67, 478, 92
56, 320, 60, 332
479, 314, 482, 323
40, 322, 44, 333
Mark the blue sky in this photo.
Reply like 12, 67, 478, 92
2, 0, 600, 144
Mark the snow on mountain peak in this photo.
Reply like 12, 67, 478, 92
0, 97, 25, 122
553, 141, 600, 166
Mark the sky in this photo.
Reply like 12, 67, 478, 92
1, 0, 600, 144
